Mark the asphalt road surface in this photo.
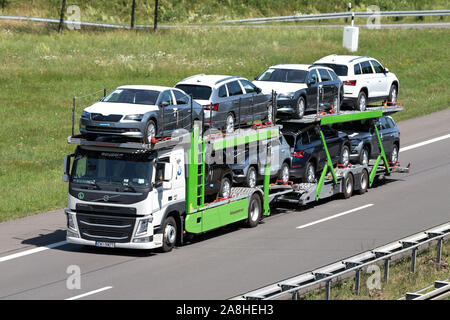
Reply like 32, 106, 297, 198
0, 109, 449, 300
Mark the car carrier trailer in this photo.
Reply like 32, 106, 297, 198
62, 104, 409, 252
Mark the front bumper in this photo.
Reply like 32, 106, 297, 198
276, 97, 296, 115
65, 209, 162, 250
80, 117, 145, 138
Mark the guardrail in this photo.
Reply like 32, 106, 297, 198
402, 278, 450, 300
232, 222, 450, 300
220, 10, 450, 24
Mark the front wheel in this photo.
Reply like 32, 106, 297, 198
388, 84, 398, 103
246, 193, 262, 228
356, 91, 367, 111
278, 162, 290, 183
267, 102, 276, 123
295, 96, 306, 119
219, 176, 232, 198
359, 147, 369, 166
160, 216, 177, 253
339, 145, 350, 166
225, 113, 235, 134
144, 120, 157, 144
245, 166, 257, 188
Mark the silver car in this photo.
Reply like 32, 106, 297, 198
175, 74, 274, 133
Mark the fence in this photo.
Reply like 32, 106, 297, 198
232, 222, 450, 300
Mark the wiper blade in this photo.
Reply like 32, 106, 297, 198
121, 185, 137, 193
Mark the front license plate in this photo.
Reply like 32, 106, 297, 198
95, 241, 115, 248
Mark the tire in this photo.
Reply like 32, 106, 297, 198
304, 161, 316, 183
389, 144, 399, 164
294, 96, 306, 119
342, 173, 354, 199
144, 119, 157, 144
225, 113, 235, 134
267, 102, 276, 123
339, 145, 350, 166
278, 162, 290, 182
356, 91, 367, 111
246, 193, 262, 228
358, 169, 369, 195
245, 166, 257, 188
219, 176, 232, 198
388, 84, 398, 103
359, 146, 369, 166
160, 216, 177, 253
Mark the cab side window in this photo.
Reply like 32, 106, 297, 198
361, 61, 374, 74
159, 90, 173, 106
239, 79, 257, 94
371, 60, 384, 73
307, 70, 319, 84
226, 81, 243, 96
173, 90, 189, 105
318, 69, 331, 82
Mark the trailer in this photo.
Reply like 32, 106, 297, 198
62, 104, 409, 252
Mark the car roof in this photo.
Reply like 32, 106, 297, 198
314, 54, 372, 65
117, 85, 172, 91
176, 74, 245, 88
269, 64, 311, 71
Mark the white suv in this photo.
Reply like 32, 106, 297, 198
314, 55, 399, 111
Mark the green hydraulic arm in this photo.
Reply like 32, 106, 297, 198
186, 125, 205, 213
369, 124, 390, 187
315, 129, 339, 201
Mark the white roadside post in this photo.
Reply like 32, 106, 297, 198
343, 12, 359, 52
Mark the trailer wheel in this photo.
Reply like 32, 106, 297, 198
358, 169, 369, 195
160, 216, 177, 253
342, 173, 354, 199
246, 193, 262, 228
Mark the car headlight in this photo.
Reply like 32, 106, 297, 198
135, 217, 153, 237
124, 114, 144, 121
278, 93, 295, 100
81, 111, 90, 119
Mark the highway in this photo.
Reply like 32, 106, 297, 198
0, 108, 449, 300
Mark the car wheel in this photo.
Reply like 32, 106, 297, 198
342, 173, 354, 199
245, 166, 257, 188
304, 162, 316, 183
358, 169, 369, 195
278, 162, 290, 183
246, 193, 262, 228
295, 96, 306, 119
267, 102, 276, 123
389, 144, 399, 163
144, 119, 157, 144
225, 113, 235, 134
160, 216, 177, 253
388, 84, 398, 103
219, 176, 232, 198
339, 145, 350, 166
359, 147, 369, 166
356, 91, 367, 111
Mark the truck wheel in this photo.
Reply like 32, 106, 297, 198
160, 216, 177, 253
358, 169, 369, 195
295, 96, 306, 119
356, 91, 367, 111
144, 120, 157, 144
342, 173, 354, 199
246, 193, 262, 228
245, 166, 257, 188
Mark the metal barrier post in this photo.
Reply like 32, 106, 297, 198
437, 238, 443, 264
384, 258, 390, 283
104, 88, 106, 97
411, 248, 418, 273
325, 280, 331, 300
355, 269, 361, 295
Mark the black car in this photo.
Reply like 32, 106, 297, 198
253, 64, 344, 119
332, 116, 400, 165
282, 125, 350, 182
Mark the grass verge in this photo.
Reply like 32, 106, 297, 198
300, 239, 450, 300
0, 25, 448, 222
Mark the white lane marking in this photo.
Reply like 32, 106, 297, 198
296, 204, 374, 230
0, 241, 67, 263
65, 286, 113, 300
400, 134, 450, 153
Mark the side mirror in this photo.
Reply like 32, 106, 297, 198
254, 76, 258, 80
255, 87, 262, 94
384, 68, 389, 73
62, 155, 72, 182
161, 101, 170, 107
99, 97, 105, 102
307, 79, 315, 86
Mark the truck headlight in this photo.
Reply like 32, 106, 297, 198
124, 114, 144, 121
66, 211, 77, 231
135, 217, 153, 237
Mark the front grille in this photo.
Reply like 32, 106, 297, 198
91, 113, 123, 122
76, 204, 137, 216
86, 126, 128, 133
77, 213, 136, 243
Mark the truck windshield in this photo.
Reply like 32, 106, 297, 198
103, 89, 160, 105
71, 149, 154, 189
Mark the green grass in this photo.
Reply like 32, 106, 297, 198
1, 0, 449, 24
299, 240, 450, 300
0, 25, 449, 222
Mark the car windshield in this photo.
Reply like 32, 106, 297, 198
333, 120, 372, 132
71, 149, 154, 189
103, 89, 160, 105
256, 68, 308, 83
175, 84, 212, 100
314, 63, 348, 76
